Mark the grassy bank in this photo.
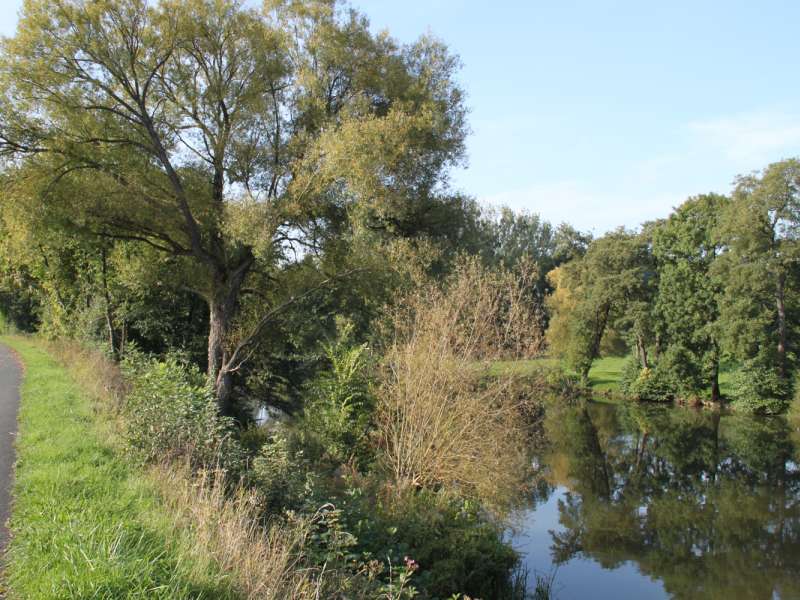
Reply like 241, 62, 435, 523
491, 356, 742, 401
1, 336, 236, 599
489, 356, 627, 392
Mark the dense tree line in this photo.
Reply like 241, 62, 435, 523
1, 1, 795, 422
0, 0, 593, 423
548, 159, 800, 412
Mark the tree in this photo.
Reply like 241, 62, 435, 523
652, 193, 727, 402
0, 0, 467, 414
547, 229, 656, 380
485, 207, 590, 298
715, 159, 800, 404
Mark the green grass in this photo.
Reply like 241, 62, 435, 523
490, 354, 741, 401
586, 356, 627, 392
1, 336, 237, 599
488, 355, 626, 392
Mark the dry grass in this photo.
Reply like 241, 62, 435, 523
150, 464, 324, 600
376, 258, 541, 511
37, 339, 337, 599
44, 338, 127, 410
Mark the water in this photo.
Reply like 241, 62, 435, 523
514, 401, 800, 599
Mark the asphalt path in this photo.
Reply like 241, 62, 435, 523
0, 344, 20, 556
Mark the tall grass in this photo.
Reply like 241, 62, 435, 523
2, 338, 348, 599
149, 464, 323, 600
1, 336, 238, 599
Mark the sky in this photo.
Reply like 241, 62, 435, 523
3, 1, 800, 233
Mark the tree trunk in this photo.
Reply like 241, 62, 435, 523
637, 334, 649, 369
208, 296, 235, 417
100, 246, 119, 360
710, 362, 720, 404
776, 272, 787, 380
206, 253, 254, 417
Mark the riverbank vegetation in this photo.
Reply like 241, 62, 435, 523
0, 0, 798, 598
0, 337, 240, 598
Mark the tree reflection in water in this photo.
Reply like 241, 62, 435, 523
535, 401, 800, 599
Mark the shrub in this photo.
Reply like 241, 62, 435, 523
729, 360, 790, 414
250, 430, 315, 514
121, 353, 243, 471
629, 366, 677, 402
338, 486, 520, 600
619, 357, 677, 402
375, 258, 535, 512
298, 330, 375, 469
618, 356, 643, 394
239, 423, 272, 456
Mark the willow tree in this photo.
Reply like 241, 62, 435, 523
548, 229, 656, 380
0, 0, 466, 414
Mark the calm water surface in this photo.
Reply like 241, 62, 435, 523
514, 401, 800, 600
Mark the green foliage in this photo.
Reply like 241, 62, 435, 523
121, 353, 243, 472
484, 207, 591, 298
3, 337, 237, 599
728, 360, 791, 414
298, 329, 375, 468
651, 193, 727, 400
0, 269, 37, 333
619, 357, 677, 402
251, 431, 315, 514
292, 503, 422, 600
548, 229, 656, 380
338, 486, 521, 600
714, 159, 800, 402
0, 0, 471, 412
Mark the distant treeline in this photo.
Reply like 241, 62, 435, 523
547, 159, 799, 412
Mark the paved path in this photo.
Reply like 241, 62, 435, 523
0, 344, 20, 555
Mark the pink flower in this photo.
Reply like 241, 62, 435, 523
403, 556, 419, 572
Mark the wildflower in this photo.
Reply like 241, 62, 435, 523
403, 556, 419, 572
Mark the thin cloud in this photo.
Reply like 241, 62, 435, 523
687, 111, 800, 166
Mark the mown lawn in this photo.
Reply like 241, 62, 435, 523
587, 356, 627, 392
489, 355, 627, 392
1, 336, 236, 600
491, 354, 741, 400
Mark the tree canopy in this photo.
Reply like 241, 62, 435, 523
0, 0, 467, 413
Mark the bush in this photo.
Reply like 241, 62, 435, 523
729, 360, 790, 414
250, 430, 316, 514
618, 355, 643, 395
376, 259, 535, 512
619, 358, 677, 402
298, 330, 375, 469
338, 486, 520, 600
121, 353, 243, 471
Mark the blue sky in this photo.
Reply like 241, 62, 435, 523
3, 1, 800, 233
